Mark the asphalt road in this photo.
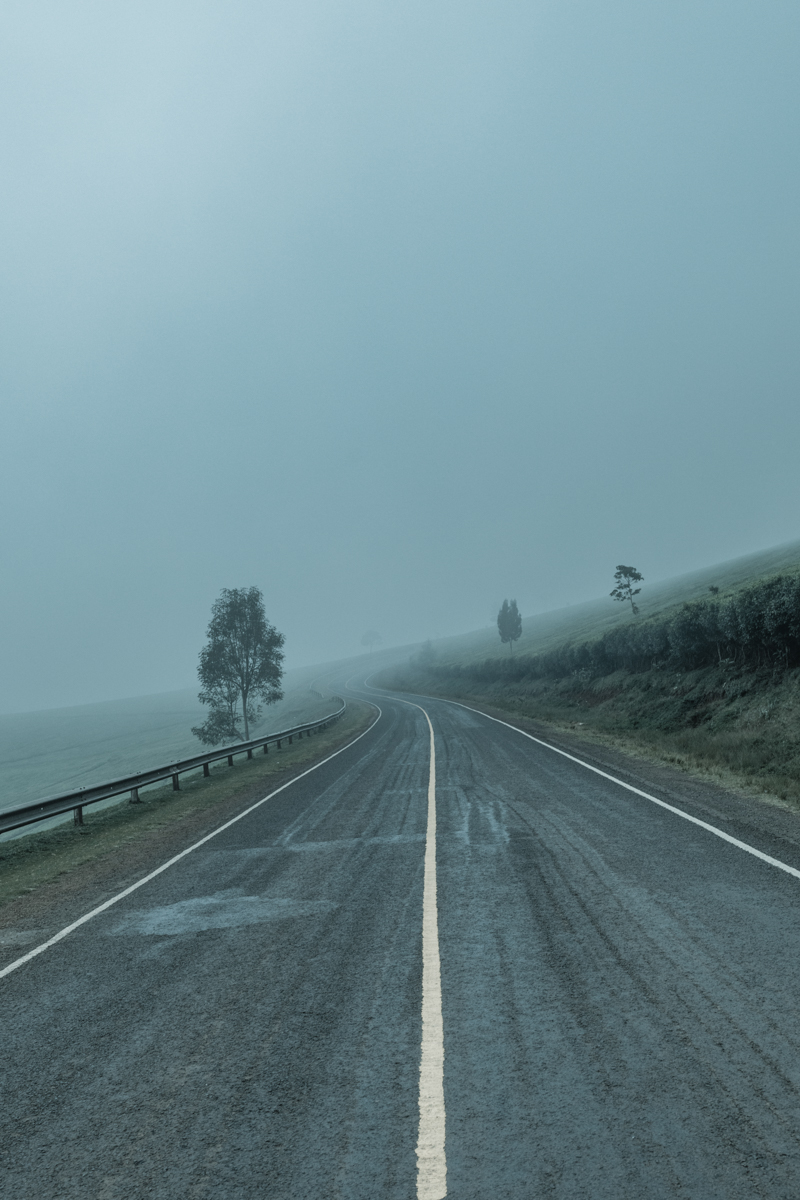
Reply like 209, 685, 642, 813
4, 679, 800, 1198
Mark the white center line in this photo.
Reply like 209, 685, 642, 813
412, 704, 447, 1200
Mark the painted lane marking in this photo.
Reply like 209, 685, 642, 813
439, 699, 800, 884
415, 704, 447, 1200
348, 680, 448, 1193
0, 706, 382, 982
378, 695, 447, 1199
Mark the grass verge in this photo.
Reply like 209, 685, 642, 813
0, 698, 375, 914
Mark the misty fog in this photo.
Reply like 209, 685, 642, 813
2, 1, 799, 713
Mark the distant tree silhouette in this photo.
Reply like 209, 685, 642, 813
413, 640, 437, 668
497, 599, 522, 654
361, 630, 382, 657
610, 565, 644, 615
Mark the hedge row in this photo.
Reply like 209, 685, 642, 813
431, 571, 800, 685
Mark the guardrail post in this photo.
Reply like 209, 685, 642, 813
73, 806, 83, 825
288, 735, 293, 744
263, 743, 269, 754
227, 755, 234, 766
276, 739, 281, 749
129, 787, 141, 804
203, 763, 210, 777
247, 748, 253, 759
172, 773, 180, 791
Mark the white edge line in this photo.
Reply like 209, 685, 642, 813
363, 682, 800, 885
0, 703, 383, 981
440, 698, 800, 882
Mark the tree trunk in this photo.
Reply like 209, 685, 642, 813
242, 691, 249, 740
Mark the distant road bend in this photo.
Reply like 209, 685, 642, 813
5, 675, 800, 1196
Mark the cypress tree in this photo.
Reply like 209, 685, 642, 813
498, 598, 523, 654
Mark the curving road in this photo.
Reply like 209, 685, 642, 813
4, 678, 800, 1197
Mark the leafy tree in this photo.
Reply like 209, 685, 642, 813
610, 565, 644, 615
191, 587, 284, 744
497, 598, 522, 654
361, 630, 381, 657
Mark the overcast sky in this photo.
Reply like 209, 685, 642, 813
2, 0, 799, 712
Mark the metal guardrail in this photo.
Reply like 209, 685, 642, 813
0, 699, 346, 835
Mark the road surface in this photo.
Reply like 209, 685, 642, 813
4, 678, 800, 1198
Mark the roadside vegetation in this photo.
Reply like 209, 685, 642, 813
382, 552, 800, 807
0, 699, 374, 912
430, 540, 800, 670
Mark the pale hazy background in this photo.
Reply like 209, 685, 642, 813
2, 1, 799, 712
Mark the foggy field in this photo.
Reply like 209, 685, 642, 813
0, 669, 336, 822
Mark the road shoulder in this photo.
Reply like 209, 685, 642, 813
0, 700, 376, 963
416, 691, 800, 862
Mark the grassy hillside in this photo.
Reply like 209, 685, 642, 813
429, 539, 800, 668
380, 540, 800, 807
